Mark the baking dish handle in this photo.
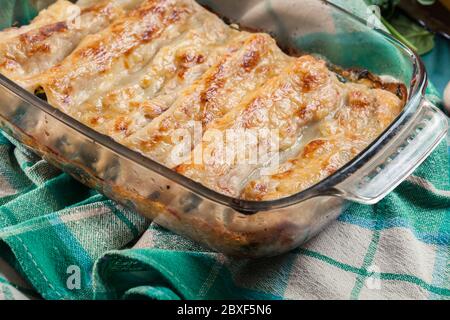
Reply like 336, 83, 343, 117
332, 98, 448, 205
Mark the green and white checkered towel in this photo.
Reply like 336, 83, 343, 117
0, 0, 449, 300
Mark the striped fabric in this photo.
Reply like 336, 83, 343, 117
0, 0, 449, 300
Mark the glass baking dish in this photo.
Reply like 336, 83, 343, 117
0, 0, 447, 257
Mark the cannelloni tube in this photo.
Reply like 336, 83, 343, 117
0, 0, 145, 81
242, 84, 404, 200
124, 33, 291, 167
25, 0, 201, 112
176, 55, 344, 197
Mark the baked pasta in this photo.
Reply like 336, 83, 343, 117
0, 0, 406, 201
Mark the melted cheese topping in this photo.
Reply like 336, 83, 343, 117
176, 55, 343, 196
0, 0, 405, 200
72, 8, 236, 142
125, 33, 290, 167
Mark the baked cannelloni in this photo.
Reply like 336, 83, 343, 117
0, 0, 406, 201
